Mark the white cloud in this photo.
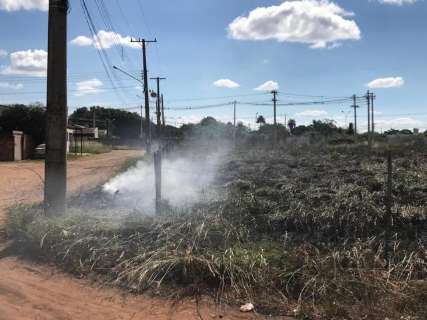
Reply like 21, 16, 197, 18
0, 82, 23, 90
0, 49, 7, 58
228, 0, 361, 49
296, 109, 328, 117
376, 117, 422, 130
254, 80, 279, 91
0, 49, 47, 77
0, 0, 48, 11
213, 79, 240, 89
75, 78, 104, 97
378, 0, 417, 5
70, 31, 140, 50
367, 77, 404, 89
70, 36, 94, 47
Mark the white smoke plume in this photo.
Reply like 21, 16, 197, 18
103, 146, 229, 214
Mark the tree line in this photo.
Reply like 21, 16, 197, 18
0, 104, 425, 146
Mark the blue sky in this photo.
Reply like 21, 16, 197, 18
0, 0, 426, 131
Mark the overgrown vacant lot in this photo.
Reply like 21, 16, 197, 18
7, 137, 427, 320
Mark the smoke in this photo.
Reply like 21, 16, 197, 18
103, 143, 230, 214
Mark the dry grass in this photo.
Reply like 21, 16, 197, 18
6, 136, 427, 319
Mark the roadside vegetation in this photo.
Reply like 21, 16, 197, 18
6, 119, 427, 320
69, 140, 113, 155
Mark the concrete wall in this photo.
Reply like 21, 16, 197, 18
0, 131, 35, 161
13, 131, 23, 161
23, 134, 35, 159
0, 134, 14, 161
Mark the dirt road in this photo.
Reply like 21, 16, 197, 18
0, 257, 256, 320
0, 150, 141, 223
0, 151, 263, 320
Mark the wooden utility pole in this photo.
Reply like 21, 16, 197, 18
150, 77, 166, 133
351, 95, 359, 136
272, 90, 278, 146
161, 94, 165, 128
131, 38, 157, 153
44, 0, 68, 216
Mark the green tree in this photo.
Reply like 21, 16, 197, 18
399, 129, 413, 135
0, 104, 46, 144
256, 115, 266, 125
311, 119, 339, 136
287, 119, 296, 133
69, 107, 150, 139
292, 125, 309, 136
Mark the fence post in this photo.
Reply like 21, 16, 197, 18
385, 150, 393, 268
154, 150, 162, 215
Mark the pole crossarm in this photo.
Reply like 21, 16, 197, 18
131, 38, 157, 44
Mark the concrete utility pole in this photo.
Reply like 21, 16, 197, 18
272, 90, 278, 146
150, 77, 166, 133
351, 94, 359, 136
44, 0, 68, 216
131, 38, 157, 153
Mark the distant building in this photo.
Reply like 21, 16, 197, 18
68, 125, 99, 139
413, 128, 420, 134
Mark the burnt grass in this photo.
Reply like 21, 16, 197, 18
6, 137, 427, 320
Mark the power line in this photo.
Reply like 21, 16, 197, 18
115, 0, 136, 35
238, 96, 364, 107
80, 1, 118, 94
276, 90, 352, 99
116, 96, 368, 112
165, 102, 234, 111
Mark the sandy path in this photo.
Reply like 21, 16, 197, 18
0, 257, 257, 320
0, 151, 266, 320
0, 150, 141, 223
